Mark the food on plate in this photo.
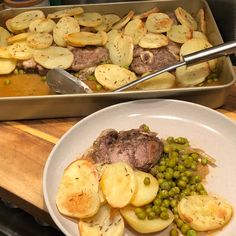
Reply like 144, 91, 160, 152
0, 58, 17, 74
56, 124, 233, 236
0, 5, 221, 95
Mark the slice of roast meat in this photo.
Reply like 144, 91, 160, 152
130, 43, 180, 75
88, 126, 163, 171
70, 46, 109, 71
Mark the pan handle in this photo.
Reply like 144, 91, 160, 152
183, 40, 236, 65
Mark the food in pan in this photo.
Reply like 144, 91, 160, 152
0, 6, 221, 95
56, 125, 233, 236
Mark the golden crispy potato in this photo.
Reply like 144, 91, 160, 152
196, 8, 206, 34
5, 19, 19, 34
29, 18, 56, 33
175, 7, 197, 30
0, 26, 11, 46
0, 58, 17, 74
94, 14, 121, 32
47, 7, 84, 19
95, 64, 137, 90
9, 41, 33, 60
112, 10, 134, 30
75, 12, 102, 27
33, 46, 74, 69
145, 13, 173, 33
192, 30, 208, 41
79, 204, 124, 236
178, 195, 233, 231
130, 170, 159, 207
138, 33, 168, 49
7, 33, 29, 44
10, 10, 45, 31
0, 46, 12, 59
124, 19, 147, 45
133, 7, 159, 19
167, 24, 192, 44
27, 33, 53, 49
100, 162, 136, 208
120, 205, 174, 233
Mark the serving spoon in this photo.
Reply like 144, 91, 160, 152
46, 40, 236, 94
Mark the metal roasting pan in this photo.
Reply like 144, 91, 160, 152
0, 0, 235, 120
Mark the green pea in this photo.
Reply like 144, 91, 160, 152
181, 224, 190, 234
176, 219, 184, 228
160, 211, 169, 220
162, 199, 170, 208
158, 165, 166, 172
196, 183, 204, 192
172, 207, 178, 214
150, 166, 159, 176
187, 229, 197, 236
170, 199, 177, 208
173, 171, 180, 179
152, 205, 161, 215
177, 180, 187, 189
191, 152, 199, 160
164, 172, 173, 180
168, 159, 177, 168
96, 84, 102, 91
178, 165, 186, 172
147, 211, 156, 220
190, 163, 197, 171
172, 186, 180, 194
171, 151, 179, 158
200, 190, 208, 195
161, 181, 171, 191
154, 198, 162, 206
158, 178, 165, 185
168, 189, 175, 197
159, 190, 169, 199
134, 207, 143, 215
167, 136, 175, 143
19, 69, 24, 74
41, 76, 47, 82
159, 160, 166, 166
182, 188, 191, 196
142, 124, 150, 132
184, 170, 193, 178
13, 68, 19, 74
183, 159, 192, 168
88, 75, 96, 81
180, 176, 189, 183
164, 145, 170, 153
143, 177, 151, 185
136, 211, 146, 220
170, 228, 179, 236
201, 158, 208, 166
145, 207, 153, 214
194, 175, 201, 183
4, 79, 11, 85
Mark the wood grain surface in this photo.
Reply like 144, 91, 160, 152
0, 76, 235, 226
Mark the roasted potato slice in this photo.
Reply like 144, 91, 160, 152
133, 7, 159, 19
0, 46, 12, 59
27, 33, 53, 49
64, 31, 107, 47
196, 8, 207, 34
79, 204, 124, 236
112, 10, 134, 30
175, 7, 197, 30
53, 16, 80, 47
120, 205, 174, 233
95, 64, 137, 90
136, 72, 176, 90
192, 30, 208, 41
47, 7, 84, 19
9, 41, 33, 60
0, 58, 17, 74
29, 18, 56, 33
33, 46, 74, 69
0, 26, 10, 46
130, 171, 159, 207
167, 24, 192, 44
138, 33, 168, 49
124, 19, 147, 45
7, 33, 29, 44
178, 195, 233, 231
5, 19, 20, 34
75, 12, 102, 27
10, 10, 45, 31
145, 13, 173, 33
94, 14, 121, 32
100, 162, 136, 208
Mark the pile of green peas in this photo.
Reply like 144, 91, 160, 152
134, 136, 209, 236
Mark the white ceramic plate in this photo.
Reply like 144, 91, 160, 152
43, 99, 236, 236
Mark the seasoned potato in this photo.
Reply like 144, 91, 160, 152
112, 10, 134, 30
10, 10, 45, 31
178, 195, 233, 231
7, 33, 29, 44
47, 7, 84, 19
95, 64, 137, 90
167, 24, 192, 44
9, 41, 33, 60
192, 30, 208, 41
0, 46, 12, 59
0, 26, 10, 46
124, 19, 147, 45
0, 58, 17, 74
130, 170, 159, 207
145, 13, 173, 33
75, 12, 102, 27
94, 14, 121, 32
196, 8, 206, 33
64, 31, 107, 47
138, 33, 168, 49
120, 205, 174, 233
27, 33, 53, 49
175, 7, 197, 30
133, 7, 159, 20
100, 162, 136, 208
53, 16, 80, 47
79, 204, 124, 236
5, 19, 20, 34
29, 18, 56, 33
33, 46, 74, 69
136, 72, 176, 90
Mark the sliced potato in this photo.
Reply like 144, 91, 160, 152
5, 19, 18, 34
124, 19, 147, 45
130, 171, 159, 207
145, 13, 173, 33
120, 205, 174, 233
138, 33, 168, 49
178, 195, 233, 231
47, 7, 84, 19
64, 31, 107, 47
192, 30, 208, 41
0, 58, 17, 74
136, 72, 176, 90
27, 32, 53, 49
53, 16, 80, 47
133, 7, 160, 20
10, 10, 45, 31
7, 33, 29, 44
112, 10, 134, 30
0, 46, 12, 59
9, 41, 33, 60
75, 12, 102, 27
175, 7, 197, 30
100, 162, 136, 208
94, 14, 121, 32
196, 8, 206, 34
0, 26, 11, 46
33, 46, 74, 69
106, 31, 133, 67
29, 18, 56, 33
95, 64, 137, 90
167, 24, 192, 44
79, 204, 124, 236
